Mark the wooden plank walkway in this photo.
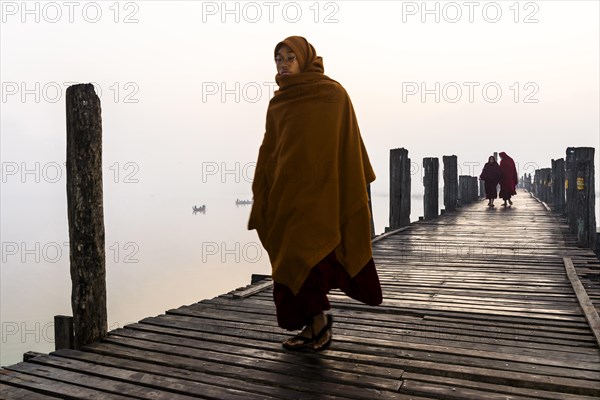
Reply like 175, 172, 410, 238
2, 189, 600, 399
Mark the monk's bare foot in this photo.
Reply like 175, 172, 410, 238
312, 314, 333, 351
282, 313, 327, 350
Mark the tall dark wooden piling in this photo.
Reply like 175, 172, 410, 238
389, 148, 411, 229
459, 175, 469, 205
470, 176, 479, 201
540, 168, 552, 204
423, 157, 439, 220
565, 147, 577, 232
523, 173, 532, 192
573, 147, 596, 249
443, 155, 458, 212
65, 83, 107, 348
551, 158, 566, 214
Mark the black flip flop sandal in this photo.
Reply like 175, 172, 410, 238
282, 333, 315, 350
312, 315, 333, 352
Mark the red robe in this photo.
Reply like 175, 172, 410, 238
499, 152, 518, 200
480, 161, 502, 199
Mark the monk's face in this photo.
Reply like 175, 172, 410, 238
489, 156, 495, 163
275, 45, 300, 76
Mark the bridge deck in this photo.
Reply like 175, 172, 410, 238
2, 190, 599, 399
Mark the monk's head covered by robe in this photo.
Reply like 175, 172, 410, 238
274, 36, 324, 74
273, 36, 327, 89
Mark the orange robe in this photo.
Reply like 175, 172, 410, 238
248, 37, 376, 296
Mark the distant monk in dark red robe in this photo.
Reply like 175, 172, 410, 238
479, 155, 502, 207
499, 151, 518, 206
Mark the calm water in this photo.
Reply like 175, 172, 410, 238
1, 189, 597, 366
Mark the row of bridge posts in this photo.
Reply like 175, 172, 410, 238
388, 149, 481, 231
527, 147, 596, 252
59, 82, 597, 361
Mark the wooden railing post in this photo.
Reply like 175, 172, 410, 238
459, 175, 469, 205
423, 157, 439, 220
565, 147, 577, 232
471, 176, 478, 202
525, 173, 532, 192
574, 147, 596, 249
443, 155, 458, 212
551, 158, 565, 214
389, 148, 411, 229
542, 168, 553, 204
65, 83, 107, 348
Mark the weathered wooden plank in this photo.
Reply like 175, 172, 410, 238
231, 278, 273, 299
564, 257, 600, 347
401, 372, 600, 400
82, 342, 403, 400
51, 348, 343, 400
5, 362, 207, 400
104, 330, 403, 392
0, 369, 134, 400
26, 354, 270, 400
123, 321, 406, 377
394, 357, 600, 396
0, 382, 62, 399
401, 379, 534, 400
144, 305, 599, 354
190, 295, 593, 327
137, 313, 600, 360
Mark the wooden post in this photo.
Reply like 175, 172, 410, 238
443, 155, 458, 212
459, 175, 469, 205
54, 315, 74, 350
542, 168, 552, 204
66, 83, 107, 348
565, 147, 576, 232
467, 176, 472, 203
540, 169, 546, 200
389, 148, 411, 229
471, 177, 478, 201
367, 183, 375, 238
533, 169, 540, 198
552, 158, 565, 214
423, 157, 439, 220
574, 147, 596, 249
525, 173, 532, 192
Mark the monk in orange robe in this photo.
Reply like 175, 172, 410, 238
248, 36, 382, 351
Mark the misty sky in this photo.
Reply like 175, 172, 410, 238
2, 1, 599, 199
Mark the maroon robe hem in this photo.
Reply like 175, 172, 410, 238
273, 250, 382, 331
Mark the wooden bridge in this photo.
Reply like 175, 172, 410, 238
1, 189, 599, 399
